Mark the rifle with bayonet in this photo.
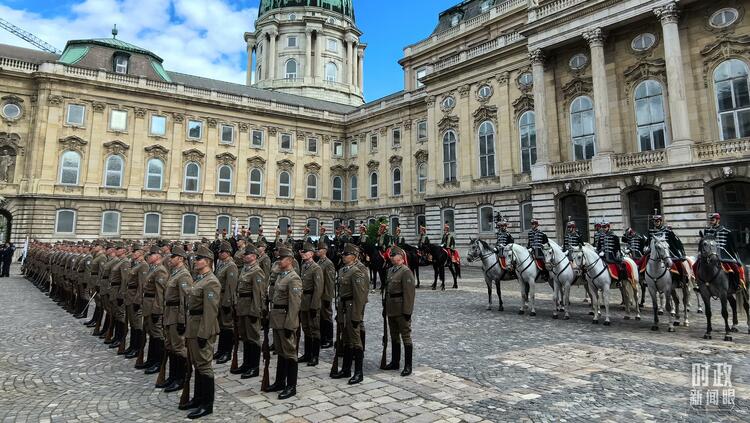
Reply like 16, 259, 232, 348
379, 271, 388, 370
230, 309, 240, 372
330, 271, 341, 376
180, 342, 193, 408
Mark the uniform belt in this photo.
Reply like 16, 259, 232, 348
144, 293, 156, 298
389, 293, 403, 298
166, 300, 180, 307
341, 296, 353, 301
239, 293, 253, 298
110, 283, 121, 287
127, 284, 137, 289
189, 309, 203, 316
303, 289, 314, 295
92, 273, 99, 276
101, 277, 109, 280
272, 304, 288, 310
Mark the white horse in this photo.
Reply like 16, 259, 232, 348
542, 240, 578, 320
644, 234, 684, 332
467, 238, 508, 311
503, 243, 539, 316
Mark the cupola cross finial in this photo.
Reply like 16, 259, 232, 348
112, 24, 118, 39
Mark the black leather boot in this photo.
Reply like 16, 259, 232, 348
215, 330, 232, 364
155, 353, 174, 388
95, 314, 109, 337
85, 307, 100, 327
164, 355, 186, 393
320, 321, 333, 349
136, 337, 154, 370
109, 322, 123, 349
242, 343, 260, 379
179, 371, 203, 411
348, 348, 364, 385
265, 357, 287, 392
307, 338, 319, 367
331, 347, 352, 379
383, 343, 400, 370
401, 345, 412, 376
231, 341, 250, 375
297, 336, 310, 363
145, 340, 164, 375
278, 360, 297, 400
188, 373, 214, 419
125, 329, 142, 359
123, 327, 136, 356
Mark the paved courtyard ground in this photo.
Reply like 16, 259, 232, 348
2, 264, 750, 422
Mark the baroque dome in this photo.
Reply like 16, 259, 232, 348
258, 0, 355, 21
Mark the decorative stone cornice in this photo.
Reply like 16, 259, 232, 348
496, 71, 510, 85
438, 115, 459, 133
404, 120, 413, 130
267, 126, 278, 136
458, 85, 470, 98
653, 2, 679, 25
172, 113, 184, 124
623, 58, 667, 96
92, 102, 106, 113
366, 160, 379, 171
561, 77, 594, 101
512, 94, 534, 120
182, 149, 205, 164
48, 95, 63, 106
216, 152, 237, 165
207, 118, 218, 129
102, 140, 130, 156
145, 144, 169, 161
582, 28, 606, 48
0, 132, 23, 155
58, 136, 88, 153
414, 149, 428, 165
700, 34, 750, 87
330, 164, 346, 176
528, 49, 545, 66
247, 156, 266, 170
473, 105, 498, 130
389, 155, 403, 169
276, 159, 294, 172
238, 122, 249, 133
134, 108, 147, 119
304, 162, 321, 173
425, 96, 436, 107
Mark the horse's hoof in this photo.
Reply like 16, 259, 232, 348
441, 286, 445, 292
703, 334, 712, 339
498, 306, 504, 312
639, 303, 645, 308
697, 309, 703, 314
668, 327, 675, 333
452, 285, 458, 289
518, 310, 524, 315
563, 315, 570, 320
673, 322, 680, 327
624, 316, 630, 320
731, 327, 739, 333
588, 311, 595, 316
603, 321, 611, 326
724, 335, 733, 342
486, 306, 492, 311
583, 298, 589, 303
552, 314, 558, 319
636, 316, 641, 321
592, 320, 599, 324
530, 312, 536, 317
651, 326, 659, 331
431, 286, 436, 291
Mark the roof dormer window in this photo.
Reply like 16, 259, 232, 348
451, 14, 461, 27
113, 53, 129, 74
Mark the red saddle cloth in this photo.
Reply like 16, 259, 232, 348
535, 259, 545, 271
636, 255, 648, 273
722, 262, 747, 287
500, 257, 508, 270
608, 261, 636, 281
443, 248, 460, 264
379, 248, 391, 263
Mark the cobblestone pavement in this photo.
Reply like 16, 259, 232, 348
3, 264, 750, 422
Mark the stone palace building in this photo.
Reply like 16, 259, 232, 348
0, 0, 749, 258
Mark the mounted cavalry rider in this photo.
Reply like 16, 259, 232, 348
622, 227, 647, 268
441, 223, 459, 264
563, 220, 584, 253
493, 219, 514, 254
597, 221, 624, 284
526, 219, 549, 281
376, 223, 392, 253
592, 221, 604, 250
702, 212, 745, 289
318, 225, 332, 249
393, 225, 406, 247
646, 215, 688, 282
417, 225, 430, 249
357, 223, 368, 245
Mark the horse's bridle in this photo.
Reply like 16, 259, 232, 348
545, 248, 572, 279
578, 250, 607, 281
508, 247, 534, 275
646, 240, 670, 281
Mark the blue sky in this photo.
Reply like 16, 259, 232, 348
0, 0, 460, 101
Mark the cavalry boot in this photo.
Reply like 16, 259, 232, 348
188, 374, 214, 419
136, 337, 154, 370
74, 298, 88, 318
213, 331, 228, 360
401, 345, 413, 377
84, 306, 98, 326
125, 329, 142, 359
216, 330, 232, 364
348, 349, 364, 385
164, 355, 186, 393
124, 327, 136, 356
241, 343, 260, 379
307, 338, 319, 367
95, 314, 108, 337
231, 342, 251, 375
331, 347, 352, 379
109, 322, 123, 349
145, 339, 164, 374
266, 357, 287, 392
278, 360, 297, 400
320, 321, 333, 349
179, 371, 203, 410
298, 336, 311, 363
155, 353, 175, 388
383, 343, 401, 370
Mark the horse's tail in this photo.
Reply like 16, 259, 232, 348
455, 260, 461, 279
623, 257, 639, 291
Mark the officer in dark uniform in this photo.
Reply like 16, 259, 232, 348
646, 215, 685, 262
319, 225, 332, 249
597, 221, 623, 278
417, 225, 430, 249
703, 212, 745, 288
563, 221, 584, 253
393, 225, 406, 247
384, 246, 416, 377
622, 227, 646, 259
526, 219, 549, 281
376, 223, 391, 252
494, 219, 514, 253
592, 221, 604, 250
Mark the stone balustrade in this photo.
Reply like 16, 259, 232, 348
529, 0, 588, 22
613, 150, 666, 170
550, 160, 592, 178
695, 138, 750, 161
0, 56, 40, 72
432, 32, 525, 72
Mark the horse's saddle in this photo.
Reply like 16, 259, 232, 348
379, 248, 391, 262
499, 256, 508, 270
534, 259, 545, 271
443, 248, 460, 264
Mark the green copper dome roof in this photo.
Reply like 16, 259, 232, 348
62, 38, 163, 62
259, 0, 355, 21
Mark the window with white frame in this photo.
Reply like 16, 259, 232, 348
333, 140, 343, 157
101, 210, 120, 235
570, 96, 596, 160
144, 213, 161, 236
710, 8, 739, 28
327, 38, 338, 52
416, 68, 427, 88
285, 59, 298, 79
187, 120, 203, 139
248, 216, 261, 234
280, 133, 293, 151
442, 208, 455, 232
145, 158, 164, 190
350, 175, 358, 201
114, 54, 129, 74
369, 172, 378, 198
182, 213, 198, 236
104, 155, 124, 188
325, 62, 338, 82
479, 205, 494, 233
349, 140, 358, 157
279, 171, 291, 198
216, 215, 231, 234
150, 115, 167, 136
481, 0, 493, 13
417, 120, 428, 141
249, 168, 263, 196
714, 59, 750, 140
66, 104, 85, 126
184, 162, 200, 192
417, 163, 427, 194
59, 150, 81, 185
306, 174, 318, 199
287, 36, 298, 48
217, 165, 233, 194
442, 130, 458, 182
416, 214, 426, 235
109, 109, 128, 132
392, 168, 402, 196
307, 137, 318, 154
251, 129, 264, 148
220, 124, 235, 144
332, 176, 343, 201
635, 80, 668, 151
519, 111, 537, 173
55, 209, 76, 234
370, 134, 378, 152
392, 128, 401, 148
390, 216, 400, 235
478, 121, 496, 178
278, 217, 291, 234
307, 219, 319, 236
520, 201, 533, 232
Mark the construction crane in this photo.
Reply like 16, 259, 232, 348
0, 17, 61, 55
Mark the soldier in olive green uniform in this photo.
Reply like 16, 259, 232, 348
331, 243, 369, 384
257, 242, 272, 286
84, 244, 107, 328
141, 246, 169, 375
108, 244, 129, 350
298, 242, 323, 366
233, 238, 247, 269
124, 244, 149, 359
214, 241, 238, 365
317, 243, 336, 349
179, 245, 221, 419
73, 245, 92, 318
384, 247, 416, 376
159, 246, 193, 393
231, 244, 267, 379
265, 247, 302, 400
95, 247, 117, 338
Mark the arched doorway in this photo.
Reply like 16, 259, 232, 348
713, 181, 750, 262
628, 188, 662, 235
0, 209, 11, 244
560, 194, 589, 241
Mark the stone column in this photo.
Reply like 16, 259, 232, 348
246, 43, 255, 85
351, 42, 358, 87
583, 28, 613, 174
357, 49, 364, 90
655, 2, 693, 152
268, 29, 278, 80
345, 38, 353, 85
530, 49, 549, 181
305, 28, 313, 79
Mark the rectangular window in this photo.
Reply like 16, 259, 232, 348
220, 124, 235, 144
182, 214, 198, 236
392, 128, 401, 148
144, 213, 161, 236
217, 215, 231, 234
55, 209, 76, 234
101, 211, 120, 235
416, 68, 427, 88
416, 214, 426, 235
251, 130, 264, 148
417, 120, 428, 141
66, 104, 85, 126
248, 217, 261, 234
327, 38, 338, 52
370, 134, 378, 152
479, 206, 494, 233
187, 120, 203, 140
333, 141, 343, 157
114, 55, 129, 74
280, 133, 293, 150
521, 201, 533, 232
150, 115, 167, 136
307, 138, 318, 154
287, 36, 298, 48
109, 109, 128, 131
350, 140, 358, 157
442, 209, 455, 232
278, 218, 291, 234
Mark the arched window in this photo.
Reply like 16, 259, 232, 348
417, 163, 427, 194
248, 216, 262, 234
307, 218, 319, 236
350, 175, 358, 201
560, 194, 589, 241
184, 162, 200, 192
570, 96, 596, 161
217, 215, 231, 234
628, 188, 661, 234
144, 212, 161, 236
59, 151, 81, 185
478, 121, 496, 177
55, 209, 76, 234
279, 171, 291, 198
332, 176, 343, 201
635, 80, 668, 151
519, 111, 537, 173
182, 213, 199, 236
104, 155, 124, 188
101, 210, 121, 235
145, 158, 164, 190
217, 165, 232, 194
325, 62, 338, 82
278, 217, 291, 234
714, 59, 750, 140
306, 174, 318, 199
249, 168, 263, 196
442, 130, 457, 182
369, 172, 379, 198
478, 205, 494, 233
392, 168, 402, 196
285, 59, 298, 79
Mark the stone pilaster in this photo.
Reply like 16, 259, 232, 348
530, 49, 549, 181
583, 28, 613, 174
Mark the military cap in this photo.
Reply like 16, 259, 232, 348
194, 245, 214, 260
277, 247, 294, 258
391, 246, 405, 257
171, 245, 188, 259
342, 243, 359, 256
114, 241, 126, 250
709, 212, 721, 220
219, 241, 232, 253
148, 245, 162, 255
244, 244, 259, 256
652, 215, 663, 221
131, 242, 143, 251
301, 241, 316, 252
317, 241, 329, 250
256, 241, 267, 249
159, 239, 171, 247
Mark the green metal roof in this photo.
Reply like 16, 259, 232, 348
259, 0, 355, 21
63, 38, 163, 62
58, 46, 89, 65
